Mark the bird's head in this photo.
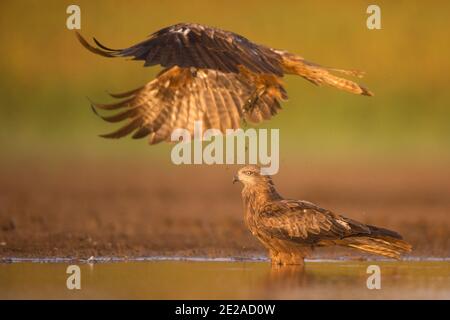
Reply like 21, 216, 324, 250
233, 165, 273, 187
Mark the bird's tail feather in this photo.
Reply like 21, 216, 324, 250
342, 236, 412, 259
279, 52, 373, 96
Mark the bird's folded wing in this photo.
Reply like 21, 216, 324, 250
90, 66, 286, 144
258, 200, 371, 244
77, 24, 283, 75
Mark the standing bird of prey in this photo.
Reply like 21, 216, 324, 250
233, 165, 412, 265
77, 23, 373, 144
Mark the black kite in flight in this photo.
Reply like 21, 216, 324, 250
77, 23, 373, 144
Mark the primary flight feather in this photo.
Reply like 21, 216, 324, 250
77, 23, 373, 144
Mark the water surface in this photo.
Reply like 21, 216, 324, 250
1, 260, 449, 299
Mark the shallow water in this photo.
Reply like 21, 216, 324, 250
0, 260, 449, 299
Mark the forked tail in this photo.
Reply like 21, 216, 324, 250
277, 50, 374, 96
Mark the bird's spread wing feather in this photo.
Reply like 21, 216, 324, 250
257, 200, 372, 244
91, 66, 286, 144
78, 23, 283, 75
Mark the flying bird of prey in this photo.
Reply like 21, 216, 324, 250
233, 165, 412, 265
77, 23, 373, 144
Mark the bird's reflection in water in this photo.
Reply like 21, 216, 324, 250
258, 262, 365, 299
257, 264, 318, 298
263, 264, 312, 291
256, 266, 301, 299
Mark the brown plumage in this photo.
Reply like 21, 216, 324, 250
77, 23, 373, 144
233, 165, 412, 265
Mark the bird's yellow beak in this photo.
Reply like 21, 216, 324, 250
232, 175, 239, 184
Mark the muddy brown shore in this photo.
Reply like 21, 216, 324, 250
0, 159, 449, 260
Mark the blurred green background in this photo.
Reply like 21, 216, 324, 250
0, 0, 449, 162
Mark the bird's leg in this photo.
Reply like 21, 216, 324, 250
242, 86, 266, 152
242, 86, 266, 119
269, 250, 282, 265
270, 251, 306, 266
241, 90, 257, 127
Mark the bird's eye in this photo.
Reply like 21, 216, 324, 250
245, 171, 254, 175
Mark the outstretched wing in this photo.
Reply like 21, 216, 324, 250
258, 200, 372, 245
91, 66, 287, 144
77, 23, 374, 143
76, 23, 283, 75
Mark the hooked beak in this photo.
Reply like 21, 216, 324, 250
232, 175, 239, 184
